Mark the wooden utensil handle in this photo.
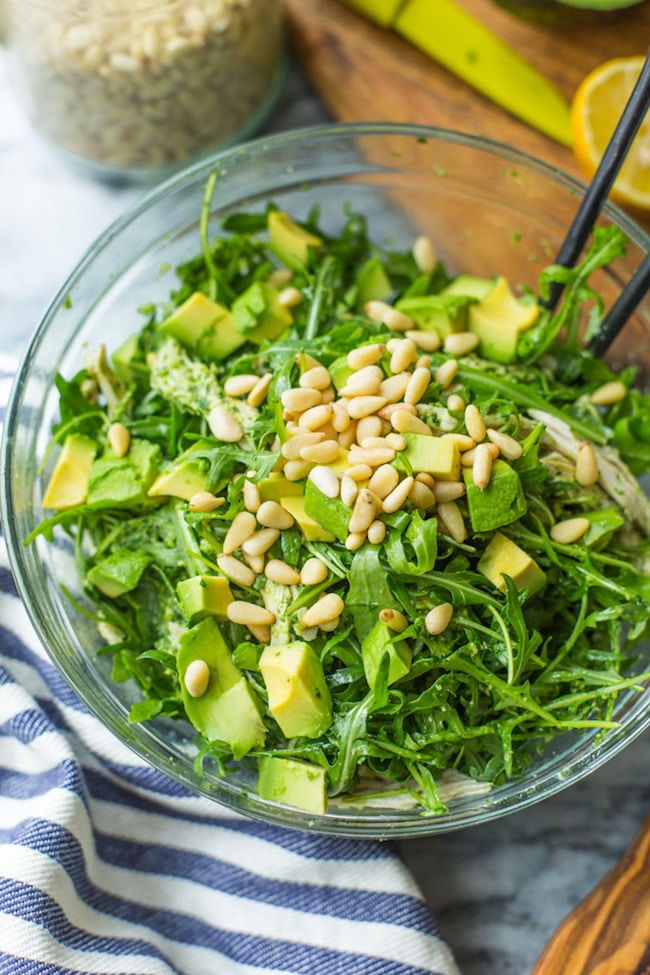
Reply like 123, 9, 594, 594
531, 814, 650, 975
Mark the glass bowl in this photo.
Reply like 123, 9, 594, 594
3, 123, 650, 838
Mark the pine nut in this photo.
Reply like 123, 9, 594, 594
243, 480, 261, 513
385, 433, 407, 451
184, 659, 210, 699
227, 601, 276, 626
382, 475, 414, 514
443, 432, 476, 452
356, 415, 384, 443
486, 428, 523, 460
300, 558, 328, 586
447, 393, 465, 412
347, 344, 385, 370
438, 501, 467, 543
360, 436, 393, 451
390, 338, 418, 374
461, 443, 500, 467
433, 481, 465, 502
365, 300, 393, 325
348, 446, 396, 467
278, 286, 303, 308
301, 592, 345, 627
340, 475, 359, 507
444, 332, 480, 356
217, 554, 256, 588
208, 405, 243, 443
300, 366, 331, 390
188, 491, 225, 513
247, 623, 271, 644
590, 380, 628, 405
368, 464, 400, 499
379, 607, 408, 633
472, 443, 493, 490
380, 373, 411, 403
309, 465, 340, 499
268, 268, 293, 289
338, 424, 358, 450
223, 511, 257, 554
346, 396, 388, 419
367, 520, 387, 545
404, 367, 431, 405
243, 551, 266, 575
241, 527, 281, 557
391, 410, 432, 436
319, 618, 341, 632
281, 387, 322, 412
224, 374, 259, 397
299, 404, 334, 431
107, 421, 130, 458
345, 531, 367, 551
256, 500, 294, 531
410, 480, 437, 509
265, 559, 301, 585
295, 352, 321, 371
321, 387, 336, 405
378, 401, 417, 420
300, 440, 340, 464
550, 517, 591, 545
405, 329, 441, 352
417, 355, 432, 371
344, 463, 374, 482
465, 404, 486, 442
412, 235, 437, 274
435, 359, 458, 389
425, 603, 453, 636
347, 489, 377, 534
331, 403, 351, 433
247, 373, 273, 408
284, 459, 313, 481
383, 307, 414, 332
347, 365, 385, 386
575, 442, 599, 486
282, 432, 325, 460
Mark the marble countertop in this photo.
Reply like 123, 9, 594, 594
2, 45, 649, 975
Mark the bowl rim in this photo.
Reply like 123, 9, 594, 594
3, 121, 650, 838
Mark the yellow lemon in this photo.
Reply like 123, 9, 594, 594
571, 56, 650, 211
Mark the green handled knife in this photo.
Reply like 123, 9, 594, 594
338, 0, 573, 146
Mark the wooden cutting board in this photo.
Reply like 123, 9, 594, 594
283, 0, 650, 234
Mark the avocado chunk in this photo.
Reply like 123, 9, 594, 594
478, 532, 546, 596
259, 641, 332, 738
258, 755, 328, 814
442, 274, 494, 300
362, 618, 412, 689
463, 459, 527, 533
177, 574, 234, 623
279, 495, 335, 542
232, 281, 293, 342
177, 617, 265, 759
111, 333, 140, 385
395, 293, 472, 338
87, 438, 161, 510
42, 433, 97, 510
257, 472, 304, 504
147, 446, 209, 501
355, 257, 393, 308
87, 548, 151, 598
402, 432, 460, 481
159, 291, 246, 362
468, 277, 539, 363
303, 479, 350, 542
268, 211, 323, 270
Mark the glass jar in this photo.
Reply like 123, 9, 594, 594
6, 0, 285, 181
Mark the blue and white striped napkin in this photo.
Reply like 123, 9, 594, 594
0, 357, 460, 975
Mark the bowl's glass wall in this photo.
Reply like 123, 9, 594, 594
3, 125, 650, 837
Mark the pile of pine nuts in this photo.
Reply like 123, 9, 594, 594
8, 0, 282, 171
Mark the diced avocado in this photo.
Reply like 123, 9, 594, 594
42, 433, 97, 510
362, 619, 412, 689
177, 617, 265, 759
395, 294, 470, 338
259, 641, 332, 738
87, 548, 151, 598
177, 574, 234, 623
147, 449, 209, 501
258, 755, 327, 814
257, 472, 304, 504
160, 292, 246, 362
232, 282, 293, 342
478, 532, 546, 596
328, 355, 355, 392
463, 459, 527, 533
111, 333, 140, 385
402, 432, 460, 481
442, 274, 494, 300
279, 495, 335, 542
468, 277, 539, 363
583, 507, 625, 550
86, 439, 161, 510
304, 479, 350, 542
355, 257, 392, 308
268, 211, 323, 270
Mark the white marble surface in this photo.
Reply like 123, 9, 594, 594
2, 44, 649, 975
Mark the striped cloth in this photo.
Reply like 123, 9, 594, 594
0, 356, 460, 975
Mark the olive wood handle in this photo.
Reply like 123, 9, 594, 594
531, 815, 650, 975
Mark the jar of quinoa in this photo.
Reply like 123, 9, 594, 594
6, 0, 285, 181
